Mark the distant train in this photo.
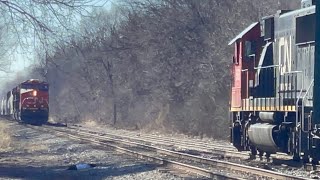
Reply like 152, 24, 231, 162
1, 79, 49, 125
229, 0, 320, 164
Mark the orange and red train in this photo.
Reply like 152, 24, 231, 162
1, 79, 49, 125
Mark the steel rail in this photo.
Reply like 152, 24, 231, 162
71, 125, 243, 155
35, 125, 307, 180
72, 125, 291, 160
27, 125, 242, 180
73, 125, 235, 149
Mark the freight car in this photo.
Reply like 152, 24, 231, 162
1, 79, 49, 125
229, 0, 320, 164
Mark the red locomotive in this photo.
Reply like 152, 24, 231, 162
1, 79, 49, 125
229, 0, 320, 164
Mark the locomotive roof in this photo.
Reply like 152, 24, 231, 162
280, 5, 314, 18
21, 79, 48, 84
228, 5, 315, 46
228, 22, 259, 45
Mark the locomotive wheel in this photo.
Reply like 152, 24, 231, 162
303, 155, 310, 164
312, 158, 319, 165
258, 150, 264, 161
293, 154, 301, 162
266, 152, 271, 162
249, 146, 257, 160
232, 122, 243, 150
18, 112, 21, 121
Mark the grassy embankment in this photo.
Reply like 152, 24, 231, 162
0, 121, 11, 151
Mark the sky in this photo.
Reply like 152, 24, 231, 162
10, 49, 32, 72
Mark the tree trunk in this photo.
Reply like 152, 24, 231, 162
101, 58, 117, 125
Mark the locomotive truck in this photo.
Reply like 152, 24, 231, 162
229, 0, 320, 164
1, 79, 49, 125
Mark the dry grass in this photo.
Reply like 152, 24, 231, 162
25, 144, 48, 153
82, 119, 100, 127
0, 121, 11, 151
144, 104, 169, 132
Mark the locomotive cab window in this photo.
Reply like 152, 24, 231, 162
296, 14, 315, 44
245, 40, 256, 58
39, 85, 49, 91
264, 17, 274, 41
21, 84, 33, 89
21, 84, 49, 91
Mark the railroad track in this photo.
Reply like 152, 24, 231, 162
25, 124, 307, 180
71, 124, 291, 161
73, 125, 236, 151
71, 125, 244, 155
28, 124, 240, 179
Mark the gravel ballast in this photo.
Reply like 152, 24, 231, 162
0, 120, 186, 180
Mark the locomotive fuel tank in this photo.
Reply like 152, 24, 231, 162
259, 112, 282, 123
248, 123, 278, 153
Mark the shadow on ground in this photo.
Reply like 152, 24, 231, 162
0, 163, 159, 180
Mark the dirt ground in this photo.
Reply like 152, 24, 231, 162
0, 120, 185, 180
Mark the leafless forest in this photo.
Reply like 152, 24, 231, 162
4, 0, 300, 139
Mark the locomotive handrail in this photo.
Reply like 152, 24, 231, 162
284, 70, 303, 74
296, 86, 305, 107
254, 64, 279, 70
301, 79, 314, 133
283, 71, 303, 102
293, 75, 311, 155
294, 71, 306, 106
302, 79, 314, 101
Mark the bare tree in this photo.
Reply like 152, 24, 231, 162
0, 0, 108, 32
42, 0, 300, 138
0, 25, 14, 72
0, 0, 109, 73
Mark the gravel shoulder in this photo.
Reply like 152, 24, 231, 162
0, 120, 185, 180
